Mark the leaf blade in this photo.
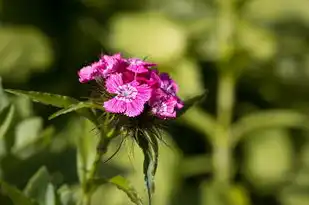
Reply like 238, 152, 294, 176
5, 89, 98, 124
5, 89, 78, 108
48, 102, 104, 120
23, 166, 50, 205
1, 181, 35, 205
0, 105, 15, 139
93, 176, 143, 205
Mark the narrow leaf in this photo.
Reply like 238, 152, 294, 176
231, 110, 309, 146
109, 176, 143, 205
5, 89, 78, 108
5, 89, 98, 125
48, 102, 104, 120
0, 77, 9, 110
24, 166, 50, 205
45, 184, 60, 205
93, 176, 143, 205
1, 181, 35, 205
134, 130, 156, 205
0, 105, 15, 139
177, 91, 207, 118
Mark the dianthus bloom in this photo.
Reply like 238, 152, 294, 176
78, 53, 183, 119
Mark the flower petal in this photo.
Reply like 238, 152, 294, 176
100, 53, 127, 77
126, 58, 156, 73
105, 73, 124, 93
103, 98, 126, 114
78, 60, 105, 83
124, 100, 144, 117
151, 97, 178, 119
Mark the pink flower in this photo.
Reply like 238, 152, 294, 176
126, 58, 157, 73
103, 73, 152, 117
149, 71, 184, 110
78, 61, 105, 83
151, 97, 178, 119
78, 53, 126, 83
100, 53, 127, 78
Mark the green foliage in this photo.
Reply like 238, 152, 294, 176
108, 176, 143, 205
0, 181, 35, 205
4, 89, 79, 108
0, 105, 15, 140
93, 176, 143, 205
5, 89, 97, 125
23, 167, 50, 205
1, 0, 309, 205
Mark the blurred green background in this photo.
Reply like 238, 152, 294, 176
1, 0, 309, 204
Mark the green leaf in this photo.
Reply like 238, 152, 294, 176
5, 89, 78, 108
48, 101, 104, 120
1, 181, 35, 205
76, 119, 98, 185
0, 26, 53, 82
134, 130, 157, 205
12, 117, 43, 156
242, 129, 293, 189
109, 176, 143, 205
93, 176, 143, 205
0, 77, 9, 111
45, 184, 60, 205
57, 185, 76, 205
231, 110, 309, 146
0, 105, 15, 139
23, 166, 50, 205
177, 91, 208, 118
5, 89, 98, 125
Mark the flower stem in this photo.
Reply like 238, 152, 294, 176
214, 72, 235, 204
83, 129, 116, 205
213, 0, 236, 202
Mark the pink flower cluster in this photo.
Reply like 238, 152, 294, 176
78, 53, 183, 119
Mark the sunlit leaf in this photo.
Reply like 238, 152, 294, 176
0, 26, 53, 82
0, 105, 15, 139
57, 185, 76, 205
232, 110, 309, 146
12, 117, 43, 155
76, 119, 98, 185
5, 89, 97, 124
48, 101, 104, 120
24, 166, 50, 205
109, 13, 187, 63
242, 129, 293, 189
45, 184, 60, 205
1, 181, 35, 205
93, 176, 143, 205
5, 89, 78, 108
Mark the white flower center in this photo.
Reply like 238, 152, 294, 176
115, 84, 138, 102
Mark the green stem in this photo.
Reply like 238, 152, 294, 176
83, 129, 116, 205
214, 72, 235, 204
213, 0, 236, 191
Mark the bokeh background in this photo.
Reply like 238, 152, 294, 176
1, 0, 309, 205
